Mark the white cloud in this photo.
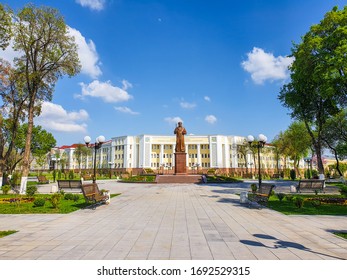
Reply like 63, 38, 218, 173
180, 101, 196, 109
76, 0, 105, 11
205, 115, 217, 124
164, 117, 183, 125
78, 80, 133, 103
115, 106, 139, 115
0, 41, 19, 65
122, 80, 133, 90
35, 102, 88, 133
68, 27, 102, 79
241, 47, 294, 84
0, 27, 102, 79
204, 96, 211, 102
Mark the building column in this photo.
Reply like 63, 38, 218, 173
185, 145, 189, 166
160, 144, 164, 165
197, 144, 201, 166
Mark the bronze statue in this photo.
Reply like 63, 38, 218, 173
174, 122, 187, 152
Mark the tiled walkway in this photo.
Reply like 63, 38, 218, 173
0, 182, 346, 260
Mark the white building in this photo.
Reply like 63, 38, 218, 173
48, 134, 303, 175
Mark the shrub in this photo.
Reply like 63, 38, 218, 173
250, 183, 257, 193
339, 185, 347, 197
310, 200, 321, 208
68, 170, 74, 179
64, 193, 74, 200
72, 194, 80, 202
290, 169, 296, 180
277, 193, 285, 202
26, 185, 38, 197
1, 185, 11, 195
52, 170, 57, 182
11, 172, 21, 187
33, 198, 46, 207
50, 193, 62, 209
304, 169, 312, 179
57, 170, 62, 180
294, 197, 304, 208
311, 169, 319, 179
286, 195, 294, 202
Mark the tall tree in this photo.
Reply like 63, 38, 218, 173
322, 109, 347, 176
279, 6, 347, 175
0, 4, 12, 50
283, 122, 311, 174
73, 144, 90, 173
0, 59, 27, 183
11, 4, 80, 193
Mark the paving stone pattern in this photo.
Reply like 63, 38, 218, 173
0, 181, 346, 260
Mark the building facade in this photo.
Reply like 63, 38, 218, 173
44, 134, 303, 175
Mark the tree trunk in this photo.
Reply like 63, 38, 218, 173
19, 99, 35, 194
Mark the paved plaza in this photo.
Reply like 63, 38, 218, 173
0, 180, 346, 260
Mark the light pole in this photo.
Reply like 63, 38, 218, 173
84, 135, 105, 183
247, 134, 267, 187
304, 157, 312, 179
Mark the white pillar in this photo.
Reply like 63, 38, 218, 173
160, 144, 164, 165
197, 144, 201, 165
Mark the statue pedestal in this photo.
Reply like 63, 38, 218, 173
174, 152, 187, 175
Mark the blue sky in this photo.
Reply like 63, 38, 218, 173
1, 0, 346, 146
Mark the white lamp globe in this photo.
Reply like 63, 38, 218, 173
247, 135, 254, 143
97, 135, 105, 144
258, 134, 267, 143
84, 136, 91, 144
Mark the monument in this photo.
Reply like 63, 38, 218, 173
156, 121, 201, 183
174, 121, 187, 174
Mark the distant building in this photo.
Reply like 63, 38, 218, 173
44, 134, 302, 175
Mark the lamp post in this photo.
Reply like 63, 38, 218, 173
84, 135, 105, 183
247, 134, 267, 187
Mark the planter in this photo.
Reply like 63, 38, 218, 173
102, 190, 110, 204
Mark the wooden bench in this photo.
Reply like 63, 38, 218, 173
81, 183, 108, 205
57, 180, 82, 192
248, 183, 275, 207
296, 179, 325, 193
37, 175, 49, 184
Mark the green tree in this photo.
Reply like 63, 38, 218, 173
0, 59, 27, 182
279, 6, 347, 175
283, 122, 311, 175
10, 4, 80, 193
73, 144, 89, 173
322, 109, 347, 176
0, 4, 12, 50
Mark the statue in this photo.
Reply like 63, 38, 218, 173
174, 122, 187, 153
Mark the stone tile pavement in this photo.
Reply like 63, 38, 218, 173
0, 181, 346, 260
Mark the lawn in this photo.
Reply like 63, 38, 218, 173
267, 194, 347, 215
0, 193, 120, 214
334, 232, 347, 239
0, 230, 18, 238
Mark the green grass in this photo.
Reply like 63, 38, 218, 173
334, 232, 347, 239
122, 175, 156, 182
206, 175, 243, 183
267, 194, 347, 215
0, 230, 18, 238
0, 193, 120, 214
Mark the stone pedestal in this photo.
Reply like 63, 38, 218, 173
174, 152, 187, 175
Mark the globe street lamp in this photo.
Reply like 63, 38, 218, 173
84, 135, 105, 183
247, 134, 267, 187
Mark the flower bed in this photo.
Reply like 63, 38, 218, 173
0, 197, 35, 204
305, 197, 347, 205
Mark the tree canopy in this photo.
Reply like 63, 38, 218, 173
279, 6, 347, 174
